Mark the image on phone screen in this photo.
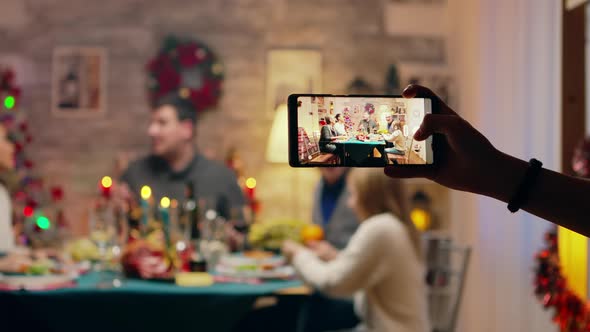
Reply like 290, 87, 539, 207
291, 95, 433, 167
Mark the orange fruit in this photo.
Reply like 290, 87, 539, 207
301, 224, 324, 243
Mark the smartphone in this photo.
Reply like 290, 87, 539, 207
288, 94, 437, 167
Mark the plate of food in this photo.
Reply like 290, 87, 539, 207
215, 252, 295, 280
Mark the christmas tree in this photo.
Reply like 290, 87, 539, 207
0, 66, 66, 248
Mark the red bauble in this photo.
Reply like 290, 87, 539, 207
24, 159, 33, 169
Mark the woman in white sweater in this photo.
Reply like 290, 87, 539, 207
283, 169, 430, 332
0, 123, 15, 253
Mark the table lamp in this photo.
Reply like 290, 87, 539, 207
265, 103, 299, 217
265, 103, 289, 163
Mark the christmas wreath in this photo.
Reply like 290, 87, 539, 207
146, 36, 224, 113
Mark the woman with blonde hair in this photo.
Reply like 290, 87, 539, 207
0, 123, 15, 252
283, 169, 430, 332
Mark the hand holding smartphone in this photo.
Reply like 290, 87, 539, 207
288, 94, 438, 167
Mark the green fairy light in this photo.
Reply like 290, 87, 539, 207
36, 216, 51, 230
4, 96, 15, 109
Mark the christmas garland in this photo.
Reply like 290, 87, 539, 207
534, 229, 590, 332
146, 36, 224, 113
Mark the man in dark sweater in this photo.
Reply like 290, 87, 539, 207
120, 95, 244, 218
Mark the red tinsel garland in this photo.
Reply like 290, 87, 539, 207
534, 230, 590, 332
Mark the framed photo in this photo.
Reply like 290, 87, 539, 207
51, 47, 106, 117
266, 49, 322, 116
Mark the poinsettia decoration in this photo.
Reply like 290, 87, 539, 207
146, 36, 224, 113
534, 229, 590, 332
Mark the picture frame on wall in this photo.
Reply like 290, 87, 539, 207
51, 47, 106, 117
266, 49, 322, 116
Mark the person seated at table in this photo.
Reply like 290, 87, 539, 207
334, 113, 348, 136
357, 111, 378, 134
0, 123, 32, 272
385, 113, 396, 133
297, 167, 361, 332
118, 94, 245, 219
319, 116, 344, 153
0, 123, 15, 253
283, 168, 430, 332
383, 121, 407, 156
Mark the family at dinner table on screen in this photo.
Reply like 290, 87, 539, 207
298, 97, 427, 165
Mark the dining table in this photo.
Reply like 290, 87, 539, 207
0, 272, 309, 332
333, 138, 387, 166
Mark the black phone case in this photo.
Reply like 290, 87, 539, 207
288, 94, 440, 168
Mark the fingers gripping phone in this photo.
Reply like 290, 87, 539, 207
288, 94, 438, 167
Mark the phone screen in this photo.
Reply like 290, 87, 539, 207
289, 95, 433, 167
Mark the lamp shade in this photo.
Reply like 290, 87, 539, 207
265, 104, 289, 163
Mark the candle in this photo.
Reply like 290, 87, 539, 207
160, 196, 171, 226
100, 176, 112, 199
245, 177, 256, 200
140, 185, 152, 232
160, 196, 171, 247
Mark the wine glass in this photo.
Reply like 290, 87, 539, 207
89, 204, 124, 288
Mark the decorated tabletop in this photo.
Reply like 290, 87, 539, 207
0, 272, 305, 332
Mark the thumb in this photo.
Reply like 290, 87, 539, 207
413, 114, 461, 141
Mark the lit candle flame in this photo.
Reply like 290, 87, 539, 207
245, 177, 257, 189
140, 185, 152, 200
160, 196, 171, 209
101, 176, 113, 188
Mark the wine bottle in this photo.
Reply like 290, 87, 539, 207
183, 181, 199, 240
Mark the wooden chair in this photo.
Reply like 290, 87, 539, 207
298, 127, 338, 165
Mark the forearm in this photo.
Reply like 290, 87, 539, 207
483, 152, 590, 236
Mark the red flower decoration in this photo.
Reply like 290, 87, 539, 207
156, 67, 181, 95
178, 44, 201, 67
50, 186, 64, 202
24, 159, 33, 169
